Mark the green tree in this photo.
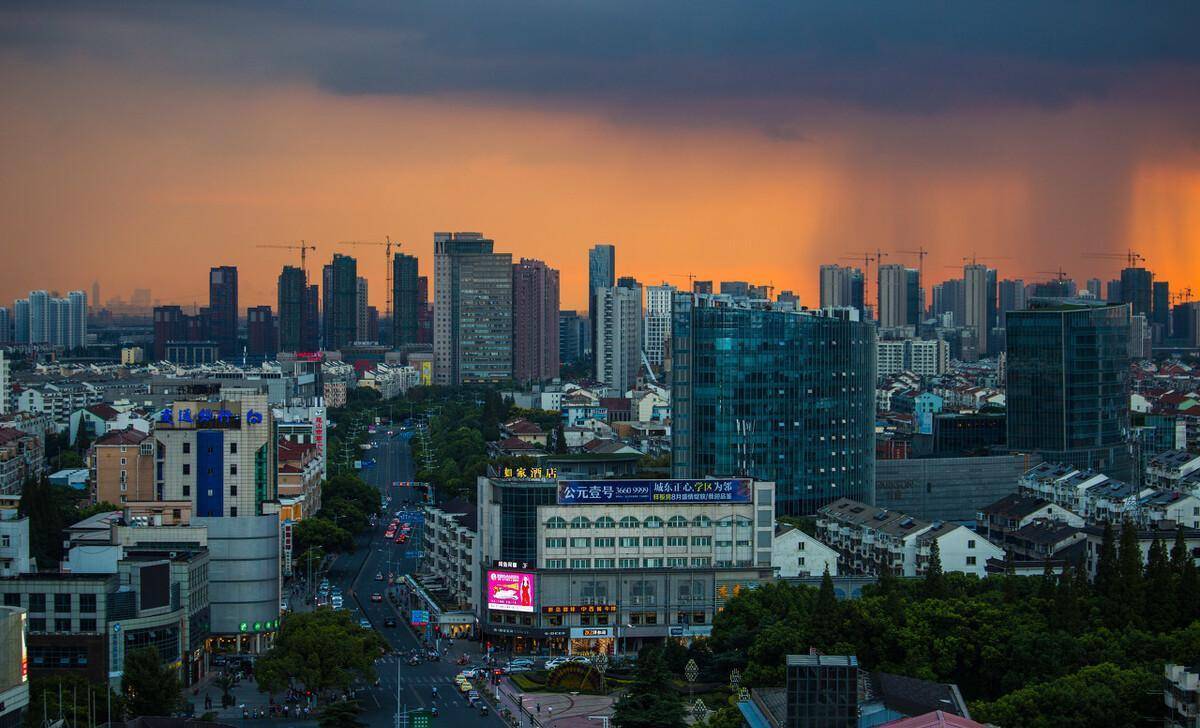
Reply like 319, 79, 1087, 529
1179, 549, 1200, 629
970, 663, 1158, 728
1112, 519, 1144, 628
317, 701, 366, 728
1094, 521, 1117, 600
612, 647, 686, 728
293, 517, 354, 555
213, 673, 236, 708
553, 422, 568, 453
122, 647, 182, 718
26, 675, 123, 728
812, 565, 839, 648
78, 501, 120, 520
923, 538, 944, 599
1144, 536, 1175, 627
255, 609, 387, 701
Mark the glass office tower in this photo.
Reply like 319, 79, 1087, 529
671, 294, 876, 516
1006, 300, 1131, 480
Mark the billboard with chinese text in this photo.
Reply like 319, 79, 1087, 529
556, 479, 751, 505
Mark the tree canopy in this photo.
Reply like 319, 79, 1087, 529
708, 542, 1200, 724
255, 609, 387, 700
122, 647, 182, 718
612, 647, 686, 728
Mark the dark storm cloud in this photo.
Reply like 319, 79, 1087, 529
4, 1, 1200, 114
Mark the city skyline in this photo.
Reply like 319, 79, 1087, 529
2, 6, 1199, 310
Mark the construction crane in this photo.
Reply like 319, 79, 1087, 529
840, 251, 883, 308
338, 237, 398, 324
1085, 249, 1145, 268
257, 241, 317, 277
1036, 268, 1070, 282
1172, 287, 1195, 304
659, 273, 697, 288
896, 247, 929, 278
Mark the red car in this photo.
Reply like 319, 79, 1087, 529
394, 535, 405, 544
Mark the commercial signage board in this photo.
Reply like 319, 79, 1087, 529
411, 610, 430, 626
570, 627, 615, 639
557, 478, 751, 505
486, 570, 536, 613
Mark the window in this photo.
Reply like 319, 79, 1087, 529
182, 464, 191, 475
570, 558, 591, 569
667, 536, 688, 547
691, 557, 711, 567
619, 558, 639, 569
736, 539, 751, 547
2, 593, 19, 607
230, 465, 238, 476
54, 594, 71, 613
546, 614, 563, 626
798, 557, 806, 566
644, 516, 664, 529
967, 540, 976, 549
619, 516, 640, 529
230, 442, 238, 454
545, 538, 567, 549
692, 515, 712, 528
120, 457, 127, 465
28, 618, 46, 632
716, 540, 733, 548
692, 536, 712, 547
29, 593, 45, 612
594, 537, 615, 548
0, 535, 8, 548
594, 558, 615, 568
80, 594, 96, 613
667, 557, 688, 567
546, 559, 567, 569
55, 619, 72, 632
570, 516, 591, 529
546, 517, 568, 530
966, 556, 977, 566
182, 442, 190, 454
230, 486, 238, 497
619, 537, 639, 548
667, 516, 688, 528
595, 516, 616, 529
644, 558, 663, 567
182, 485, 190, 497
570, 538, 590, 549
230, 507, 238, 517
643, 537, 664, 547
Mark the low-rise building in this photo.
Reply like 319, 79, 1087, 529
1166, 663, 1200, 728
817, 498, 1003, 578
772, 524, 839, 578
276, 439, 323, 522
978, 493, 1084, 547
1147, 450, 1200, 491
420, 498, 479, 621
0, 426, 43, 496
89, 428, 156, 507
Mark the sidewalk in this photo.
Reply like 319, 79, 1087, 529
494, 678, 615, 728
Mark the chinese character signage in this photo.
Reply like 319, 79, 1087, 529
542, 604, 616, 614
158, 405, 264, 427
556, 479, 751, 505
486, 570, 536, 613
501, 467, 557, 480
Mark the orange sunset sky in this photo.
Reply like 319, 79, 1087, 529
1, 4, 1198, 311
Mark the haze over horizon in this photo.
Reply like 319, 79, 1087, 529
2, 2, 1199, 309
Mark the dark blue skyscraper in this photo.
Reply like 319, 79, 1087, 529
208, 266, 238, 358
1006, 300, 1131, 480
671, 294, 876, 516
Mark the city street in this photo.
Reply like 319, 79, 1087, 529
347, 425, 504, 727
207, 422, 507, 727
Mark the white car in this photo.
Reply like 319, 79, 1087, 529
544, 658, 567, 670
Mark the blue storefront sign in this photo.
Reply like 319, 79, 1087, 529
411, 610, 430, 626
556, 479, 752, 505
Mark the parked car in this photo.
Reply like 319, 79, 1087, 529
358, 618, 372, 629
545, 658, 567, 670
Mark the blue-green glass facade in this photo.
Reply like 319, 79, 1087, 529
1006, 301, 1131, 480
671, 295, 876, 516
